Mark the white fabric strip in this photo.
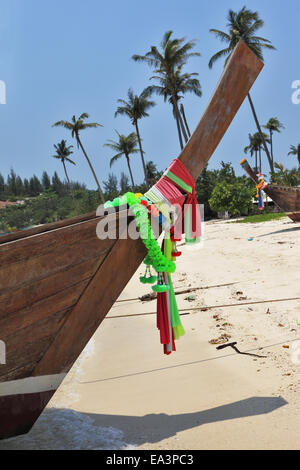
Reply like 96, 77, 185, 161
0, 373, 66, 397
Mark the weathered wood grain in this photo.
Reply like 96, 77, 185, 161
0, 308, 71, 382
0, 212, 119, 266
0, 257, 100, 317
0, 211, 97, 245
0, 237, 112, 294
33, 233, 145, 375
0, 280, 88, 337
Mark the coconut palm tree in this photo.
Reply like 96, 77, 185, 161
146, 160, 159, 186
288, 144, 300, 167
115, 88, 155, 188
244, 133, 260, 171
144, 65, 202, 149
244, 132, 270, 173
52, 113, 105, 203
52, 139, 75, 185
132, 30, 201, 150
52, 140, 76, 208
104, 131, 139, 190
208, 6, 276, 172
263, 117, 285, 166
273, 162, 299, 186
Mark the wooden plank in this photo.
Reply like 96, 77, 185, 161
0, 237, 112, 294
0, 257, 101, 317
0, 280, 89, 337
0, 308, 70, 382
33, 231, 146, 375
0, 211, 97, 245
0, 205, 125, 245
179, 40, 263, 179
266, 186, 300, 212
0, 214, 113, 267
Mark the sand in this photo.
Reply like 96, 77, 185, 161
1, 216, 300, 450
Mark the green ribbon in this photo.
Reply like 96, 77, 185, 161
164, 170, 193, 194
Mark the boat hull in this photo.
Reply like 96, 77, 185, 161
0, 41, 263, 440
240, 159, 300, 222
264, 184, 300, 222
0, 390, 55, 440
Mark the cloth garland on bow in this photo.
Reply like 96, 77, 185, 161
144, 158, 202, 354
104, 158, 201, 355
104, 191, 183, 354
145, 158, 201, 244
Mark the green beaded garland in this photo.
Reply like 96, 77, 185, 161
105, 192, 176, 276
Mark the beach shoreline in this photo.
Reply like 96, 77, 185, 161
1, 217, 300, 450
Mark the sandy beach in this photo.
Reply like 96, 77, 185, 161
1, 216, 300, 450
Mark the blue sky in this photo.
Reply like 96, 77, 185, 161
0, 0, 299, 189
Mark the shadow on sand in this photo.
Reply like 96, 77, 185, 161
258, 225, 300, 238
82, 396, 287, 445
0, 396, 287, 449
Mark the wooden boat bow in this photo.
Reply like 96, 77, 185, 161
241, 158, 300, 222
0, 40, 263, 439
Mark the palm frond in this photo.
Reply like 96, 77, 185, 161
209, 47, 231, 68
209, 28, 231, 43
109, 153, 124, 168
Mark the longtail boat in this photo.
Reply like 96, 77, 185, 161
240, 158, 300, 222
0, 41, 263, 440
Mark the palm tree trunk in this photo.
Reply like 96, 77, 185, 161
76, 133, 105, 204
255, 150, 258, 172
259, 146, 262, 173
173, 98, 188, 144
135, 121, 149, 188
126, 154, 135, 190
269, 129, 274, 167
180, 103, 191, 137
62, 161, 76, 209
172, 102, 184, 151
247, 93, 274, 173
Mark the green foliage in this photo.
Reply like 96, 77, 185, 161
196, 165, 219, 218
270, 163, 300, 186
196, 162, 254, 218
103, 173, 119, 201
0, 189, 100, 232
42, 171, 51, 191
120, 172, 130, 193
146, 161, 161, 185
235, 212, 286, 223
209, 180, 255, 216
288, 144, 300, 166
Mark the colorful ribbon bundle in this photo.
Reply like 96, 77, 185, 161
256, 173, 266, 211
145, 158, 201, 354
104, 158, 201, 355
